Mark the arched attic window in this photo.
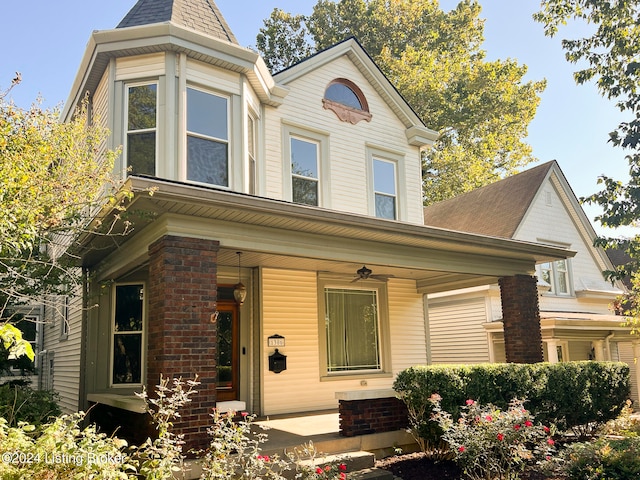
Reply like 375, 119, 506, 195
322, 78, 372, 125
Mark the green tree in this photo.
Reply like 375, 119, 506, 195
0, 74, 126, 362
257, 0, 546, 203
534, 1, 640, 324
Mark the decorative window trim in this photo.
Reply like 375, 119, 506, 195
185, 85, 231, 188
366, 146, 406, 220
124, 81, 158, 178
322, 78, 372, 125
317, 275, 391, 379
282, 123, 331, 208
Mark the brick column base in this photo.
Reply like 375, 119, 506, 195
338, 397, 409, 437
499, 275, 543, 363
147, 235, 220, 450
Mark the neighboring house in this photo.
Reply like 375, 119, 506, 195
46, 0, 572, 447
424, 161, 639, 403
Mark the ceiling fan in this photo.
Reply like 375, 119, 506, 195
351, 265, 393, 282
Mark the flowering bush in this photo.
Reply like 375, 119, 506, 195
287, 442, 347, 479
431, 396, 555, 480
201, 409, 289, 480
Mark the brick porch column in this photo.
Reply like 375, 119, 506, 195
147, 235, 220, 450
498, 275, 543, 363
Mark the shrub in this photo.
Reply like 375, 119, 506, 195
544, 437, 640, 480
394, 362, 630, 448
0, 412, 134, 479
0, 384, 60, 427
432, 396, 555, 480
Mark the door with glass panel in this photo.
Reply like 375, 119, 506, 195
216, 300, 239, 401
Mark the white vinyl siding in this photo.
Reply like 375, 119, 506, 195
260, 268, 426, 415
42, 287, 83, 413
616, 342, 639, 405
427, 297, 490, 364
115, 53, 165, 81
388, 279, 427, 372
267, 55, 424, 223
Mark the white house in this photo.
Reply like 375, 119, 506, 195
44, 0, 572, 448
424, 161, 638, 402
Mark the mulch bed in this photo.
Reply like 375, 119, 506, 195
375, 452, 562, 480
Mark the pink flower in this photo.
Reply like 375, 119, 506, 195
316, 467, 324, 474
340, 474, 346, 480
543, 426, 550, 433
497, 433, 504, 441
547, 438, 555, 445
339, 464, 347, 471
514, 424, 521, 430
458, 446, 466, 452
524, 420, 533, 427
485, 415, 493, 422
466, 399, 475, 405
325, 465, 331, 472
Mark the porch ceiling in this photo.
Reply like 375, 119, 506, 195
80, 176, 576, 293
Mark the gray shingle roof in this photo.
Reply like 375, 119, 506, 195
423, 161, 556, 238
117, 0, 238, 44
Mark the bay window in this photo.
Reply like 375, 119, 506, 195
187, 87, 229, 187
126, 83, 157, 176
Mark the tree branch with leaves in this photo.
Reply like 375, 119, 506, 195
535, 0, 640, 325
257, 0, 546, 204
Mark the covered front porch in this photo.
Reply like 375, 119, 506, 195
80, 176, 575, 450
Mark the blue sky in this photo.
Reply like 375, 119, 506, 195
1, 0, 633, 236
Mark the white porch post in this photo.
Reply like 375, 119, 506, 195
545, 339, 559, 363
592, 340, 605, 361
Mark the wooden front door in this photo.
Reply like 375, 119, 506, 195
216, 301, 239, 401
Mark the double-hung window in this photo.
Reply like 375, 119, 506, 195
112, 284, 144, 385
291, 136, 319, 206
187, 87, 229, 187
126, 83, 157, 176
539, 260, 571, 295
373, 158, 397, 219
324, 287, 382, 373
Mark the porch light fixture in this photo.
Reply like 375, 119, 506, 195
233, 251, 247, 306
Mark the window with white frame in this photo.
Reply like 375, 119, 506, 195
126, 83, 157, 176
112, 284, 144, 385
373, 158, 397, 219
187, 87, 229, 187
290, 136, 319, 206
539, 259, 571, 295
324, 287, 381, 373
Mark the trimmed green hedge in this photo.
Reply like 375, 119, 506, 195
393, 362, 630, 441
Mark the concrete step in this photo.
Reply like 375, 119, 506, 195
350, 467, 397, 480
282, 450, 375, 479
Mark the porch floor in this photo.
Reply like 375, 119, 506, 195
254, 410, 416, 459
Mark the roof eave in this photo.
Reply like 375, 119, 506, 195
62, 23, 285, 120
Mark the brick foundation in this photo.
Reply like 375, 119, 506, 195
338, 397, 409, 437
499, 275, 543, 363
147, 235, 220, 450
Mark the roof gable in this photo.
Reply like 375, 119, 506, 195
423, 162, 555, 238
273, 37, 438, 145
117, 0, 238, 44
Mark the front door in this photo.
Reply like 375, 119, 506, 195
216, 300, 239, 401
